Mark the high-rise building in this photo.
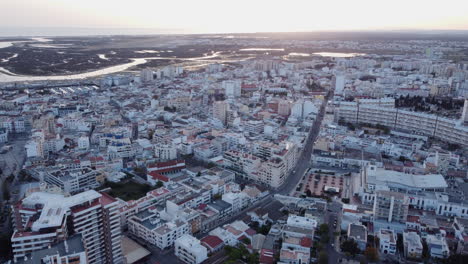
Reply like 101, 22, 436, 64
222, 80, 241, 98
140, 68, 154, 82
461, 99, 468, 124
154, 143, 177, 161
213, 100, 229, 126
278, 100, 290, 116
334, 74, 345, 95
131, 122, 139, 140
11, 190, 123, 264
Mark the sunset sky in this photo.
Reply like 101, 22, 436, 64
1, 0, 468, 34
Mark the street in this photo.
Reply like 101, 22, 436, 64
276, 95, 328, 196
326, 201, 344, 264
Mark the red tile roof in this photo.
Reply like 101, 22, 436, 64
407, 215, 420, 223
201, 235, 224, 249
148, 172, 169, 182
245, 228, 257, 236
259, 249, 275, 264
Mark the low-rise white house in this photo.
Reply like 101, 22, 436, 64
426, 234, 449, 259
378, 229, 397, 255
403, 231, 423, 259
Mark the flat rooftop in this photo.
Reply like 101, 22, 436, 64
367, 166, 447, 189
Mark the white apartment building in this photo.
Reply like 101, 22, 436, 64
222, 80, 241, 98
245, 120, 264, 135
286, 215, 318, 230
42, 167, 103, 194
127, 208, 190, 249
222, 192, 249, 213
154, 144, 177, 161
373, 190, 409, 224
140, 68, 154, 82
334, 74, 345, 95
77, 136, 90, 150
213, 100, 229, 126
11, 190, 122, 264
174, 235, 208, 264
107, 142, 135, 159
336, 99, 468, 147
223, 150, 262, 178
256, 157, 287, 188
278, 100, 290, 116
25, 130, 45, 158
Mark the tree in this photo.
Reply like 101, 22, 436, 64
448, 143, 460, 151
258, 224, 272, 235
148, 129, 155, 140
155, 181, 164, 188
364, 247, 379, 263
422, 240, 430, 260
442, 254, 468, 264
397, 233, 404, 254
347, 123, 356, 131
2, 183, 10, 201
359, 256, 368, 264
306, 189, 312, 197
318, 251, 328, 264
242, 237, 251, 245
341, 239, 360, 256
318, 223, 329, 236
0, 233, 12, 259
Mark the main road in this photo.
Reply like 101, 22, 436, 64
276, 93, 329, 195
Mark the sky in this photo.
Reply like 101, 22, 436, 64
1, 0, 468, 35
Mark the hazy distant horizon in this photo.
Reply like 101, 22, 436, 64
2, 0, 468, 37
2, 27, 468, 38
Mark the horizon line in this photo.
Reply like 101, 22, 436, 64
2, 27, 468, 38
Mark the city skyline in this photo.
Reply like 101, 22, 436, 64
1, 0, 468, 36
2, 2, 468, 263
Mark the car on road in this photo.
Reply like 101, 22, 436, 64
0, 145, 12, 154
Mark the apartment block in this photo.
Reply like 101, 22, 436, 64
373, 190, 409, 223
11, 190, 122, 264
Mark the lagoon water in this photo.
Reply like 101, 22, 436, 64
313, 52, 364, 57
